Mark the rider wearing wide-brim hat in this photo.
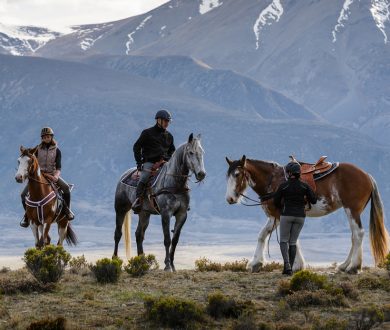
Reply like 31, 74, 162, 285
273, 161, 317, 275
20, 127, 74, 227
132, 110, 176, 214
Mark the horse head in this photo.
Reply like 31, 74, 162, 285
184, 133, 206, 182
15, 146, 38, 183
225, 155, 249, 204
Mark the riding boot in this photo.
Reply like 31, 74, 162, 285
63, 192, 75, 220
280, 242, 292, 275
20, 200, 29, 228
132, 182, 146, 214
289, 245, 297, 271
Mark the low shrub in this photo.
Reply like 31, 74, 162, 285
23, 245, 71, 284
91, 257, 122, 284
312, 317, 348, 330
124, 254, 159, 277
26, 317, 66, 330
0, 267, 10, 274
337, 281, 359, 299
273, 299, 291, 320
69, 254, 89, 274
277, 279, 292, 296
289, 270, 328, 292
233, 316, 269, 330
353, 305, 384, 330
144, 295, 204, 328
195, 257, 223, 272
284, 290, 347, 309
0, 276, 53, 295
207, 291, 253, 319
259, 262, 283, 272
223, 259, 248, 272
357, 276, 390, 292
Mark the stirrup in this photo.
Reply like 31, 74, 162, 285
20, 215, 29, 228
132, 198, 143, 214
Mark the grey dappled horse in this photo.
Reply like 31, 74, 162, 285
113, 133, 206, 271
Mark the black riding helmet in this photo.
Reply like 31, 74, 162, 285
286, 162, 301, 175
155, 109, 172, 121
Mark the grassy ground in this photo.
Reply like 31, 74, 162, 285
0, 265, 389, 329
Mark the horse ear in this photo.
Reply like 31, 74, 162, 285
20, 146, 25, 154
241, 155, 246, 166
28, 146, 38, 156
225, 157, 233, 165
188, 133, 194, 143
196, 133, 201, 140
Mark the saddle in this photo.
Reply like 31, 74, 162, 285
121, 160, 165, 188
288, 155, 339, 191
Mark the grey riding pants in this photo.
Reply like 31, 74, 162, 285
21, 177, 70, 202
139, 162, 154, 184
279, 215, 305, 245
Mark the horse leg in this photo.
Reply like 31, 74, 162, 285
38, 224, 44, 247
135, 211, 150, 255
31, 223, 40, 247
161, 213, 172, 271
293, 240, 306, 272
169, 211, 187, 272
57, 220, 68, 246
113, 207, 130, 258
43, 222, 52, 245
248, 217, 276, 272
338, 208, 364, 273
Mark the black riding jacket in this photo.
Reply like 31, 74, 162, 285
273, 178, 317, 217
133, 124, 175, 165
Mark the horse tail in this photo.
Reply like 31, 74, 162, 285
65, 223, 78, 246
123, 211, 132, 259
369, 175, 389, 265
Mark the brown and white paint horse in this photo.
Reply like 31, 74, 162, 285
225, 155, 389, 274
15, 146, 77, 248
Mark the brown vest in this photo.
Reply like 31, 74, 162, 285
37, 144, 57, 174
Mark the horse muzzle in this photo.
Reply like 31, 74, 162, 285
195, 171, 206, 181
15, 174, 24, 183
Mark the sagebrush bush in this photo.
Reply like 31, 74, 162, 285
278, 279, 292, 296
289, 270, 328, 291
26, 316, 66, 330
285, 290, 347, 309
23, 245, 71, 284
259, 262, 283, 272
353, 305, 384, 330
69, 254, 89, 274
195, 257, 223, 272
124, 254, 159, 277
144, 295, 204, 327
195, 258, 249, 272
91, 257, 122, 283
0, 276, 53, 294
207, 291, 253, 319
312, 317, 348, 330
232, 315, 262, 330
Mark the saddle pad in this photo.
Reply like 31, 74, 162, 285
301, 162, 339, 192
313, 162, 339, 181
121, 168, 161, 187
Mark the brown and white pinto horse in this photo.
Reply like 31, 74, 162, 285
225, 155, 389, 274
15, 146, 77, 248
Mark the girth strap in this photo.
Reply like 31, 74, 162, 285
25, 191, 56, 224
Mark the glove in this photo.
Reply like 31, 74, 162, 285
137, 163, 143, 171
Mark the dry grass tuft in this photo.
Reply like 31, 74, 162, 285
26, 316, 66, 330
284, 290, 347, 309
207, 291, 254, 319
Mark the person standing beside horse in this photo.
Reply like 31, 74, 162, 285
20, 127, 74, 227
273, 162, 317, 275
132, 110, 175, 214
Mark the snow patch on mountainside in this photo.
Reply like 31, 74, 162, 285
332, 0, 355, 42
253, 0, 284, 50
370, 0, 390, 43
126, 15, 152, 54
71, 24, 113, 51
199, 0, 223, 15
0, 23, 59, 55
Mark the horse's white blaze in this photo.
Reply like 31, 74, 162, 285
225, 172, 242, 203
306, 197, 328, 217
15, 155, 29, 181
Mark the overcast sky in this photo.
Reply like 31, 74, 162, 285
0, 0, 169, 31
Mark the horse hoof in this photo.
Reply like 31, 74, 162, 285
346, 266, 358, 275
164, 266, 172, 272
250, 262, 263, 273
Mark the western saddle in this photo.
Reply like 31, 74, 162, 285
289, 155, 334, 191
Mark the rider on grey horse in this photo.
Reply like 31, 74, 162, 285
132, 110, 176, 214
20, 127, 74, 227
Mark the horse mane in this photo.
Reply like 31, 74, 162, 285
227, 158, 280, 177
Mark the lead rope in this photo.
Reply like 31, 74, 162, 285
267, 218, 280, 258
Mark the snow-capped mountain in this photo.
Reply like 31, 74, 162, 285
35, 0, 390, 145
0, 23, 61, 55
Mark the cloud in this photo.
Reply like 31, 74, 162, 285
0, 0, 169, 31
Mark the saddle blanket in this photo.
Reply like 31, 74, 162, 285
121, 168, 161, 188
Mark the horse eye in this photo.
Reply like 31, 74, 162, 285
234, 172, 239, 178
189, 151, 194, 155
